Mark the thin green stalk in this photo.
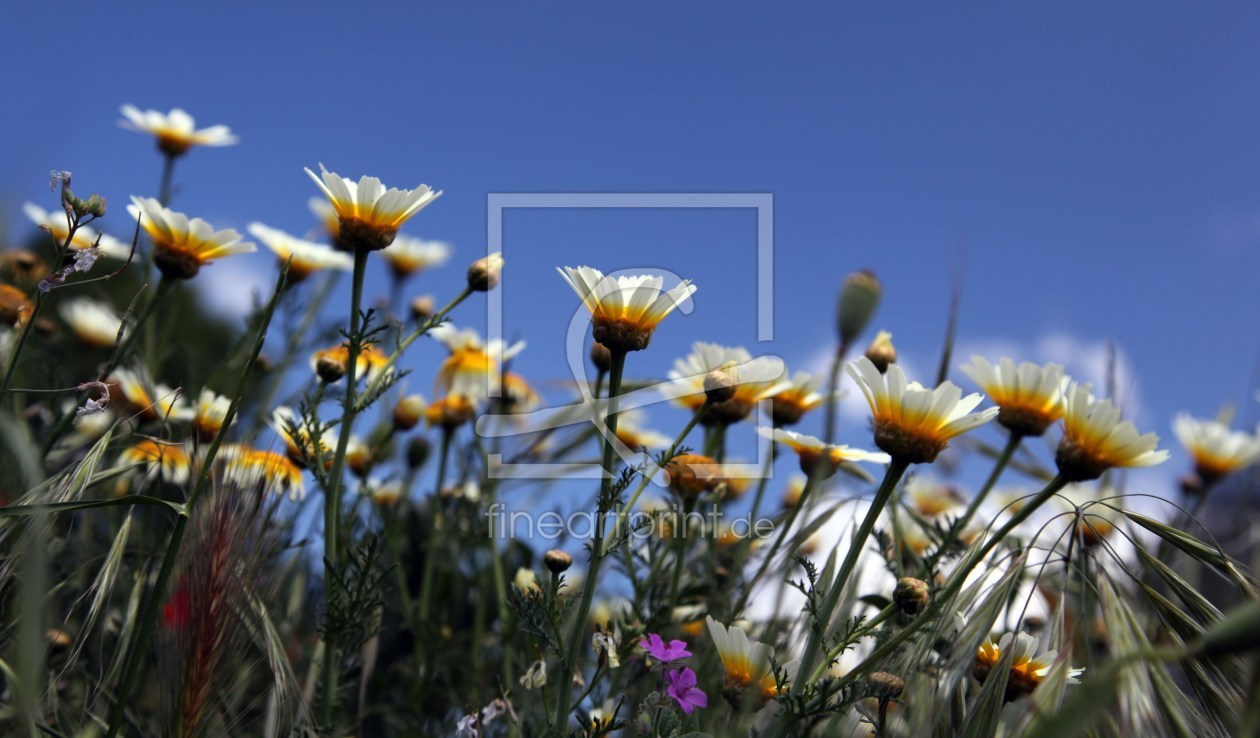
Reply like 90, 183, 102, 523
950, 431, 1022, 540
602, 398, 710, 558
319, 247, 369, 727
416, 428, 454, 623
666, 499, 696, 612
356, 286, 473, 409
104, 263, 286, 738
793, 458, 909, 689
729, 470, 825, 620
553, 349, 626, 729
822, 340, 851, 446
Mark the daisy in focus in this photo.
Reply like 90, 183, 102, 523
1055, 384, 1168, 481
961, 356, 1068, 437
127, 197, 255, 280
847, 356, 998, 465
558, 266, 696, 353
118, 105, 238, 157
23, 202, 131, 259
757, 427, 890, 479
706, 616, 797, 708
668, 342, 789, 424
973, 631, 1083, 702
306, 166, 442, 252
58, 297, 124, 348
1172, 414, 1260, 484
379, 234, 451, 279
247, 222, 352, 282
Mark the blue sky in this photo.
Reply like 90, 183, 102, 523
4, 2, 1260, 500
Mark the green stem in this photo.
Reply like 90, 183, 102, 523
602, 398, 710, 558
793, 459, 909, 688
319, 247, 369, 728
104, 264, 286, 738
822, 340, 851, 446
666, 499, 696, 612
356, 286, 473, 410
951, 431, 1022, 540
729, 470, 826, 620
552, 349, 625, 729
417, 428, 454, 623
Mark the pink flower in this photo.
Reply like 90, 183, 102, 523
666, 667, 708, 715
641, 633, 692, 663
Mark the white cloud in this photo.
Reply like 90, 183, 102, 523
192, 253, 274, 319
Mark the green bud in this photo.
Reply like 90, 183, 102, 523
836, 270, 882, 346
84, 194, 107, 217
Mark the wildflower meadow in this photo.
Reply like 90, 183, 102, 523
0, 101, 1257, 738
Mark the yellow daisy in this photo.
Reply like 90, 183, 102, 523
758, 427, 890, 479
768, 371, 827, 427
118, 105, 237, 156
247, 222, 352, 282
558, 266, 695, 353
1172, 414, 1260, 484
305, 166, 441, 252
378, 234, 450, 279
22, 203, 131, 259
961, 356, 1068, 437
58, 298, 124, 348
120, 439, 191, 485
430, 324, 524, 402
192, 389, 232, 441
668, 342, 789, 424
848, 356, 998, 464
1056, 384, 1168, 481
706, 616, 798, 707
109, 368, 193, 423
973, 631, 1083, 702
126, 197, 255, 279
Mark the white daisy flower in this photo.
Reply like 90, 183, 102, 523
706, 616, 798, 707
23, 202, 131, 259
961, 356, 1069, 437
667, 342, 790, 424
847, 356, 998, 464
247, 222, 352, 281
558, 265, 695, 353
1172, 414, 1260, 483
118, 105, 237, 155
126, 197, 255, 280
379, 234, 451, 278
757, 427, 890, 478
305, 166, 441, 252
58, 297, 124, 348
430, 323, 525, 402
1056, 384, 1168, 481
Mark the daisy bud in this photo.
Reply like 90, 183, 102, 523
703, 367, 738, 404
893, 577, 930, 616
590, 341, 613, 373
406, 436, 432, 470
425, 395, 476, 430
864, 330, 896, 373
544, 549, 574, 574
314, 354, 346, 384
409, 294, 436, 321
467, 252, 504, 292
865, 671, 905, 700
836, 269, 882, 346
84, 194, 107, 218
665, 453, 722, 502
393, 394, 426, 431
